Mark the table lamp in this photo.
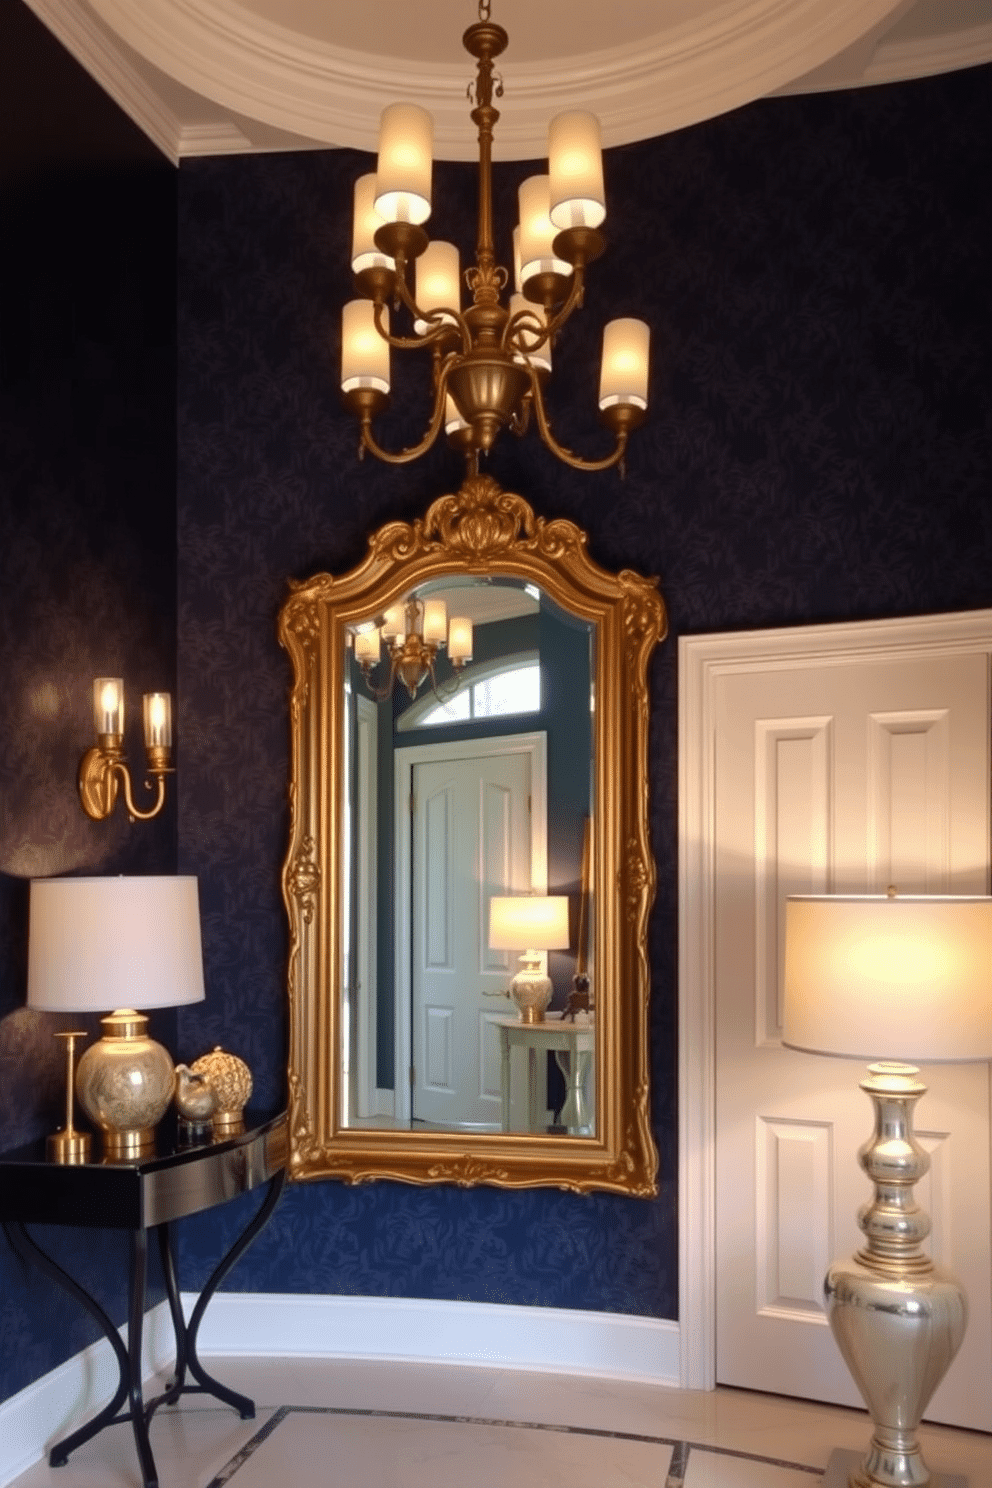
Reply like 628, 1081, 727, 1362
488, 894, 570, 1023
28, 876, 206, 1160
782, 891, 992, 1488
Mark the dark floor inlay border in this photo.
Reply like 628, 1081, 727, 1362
205, 1403, 823, 1486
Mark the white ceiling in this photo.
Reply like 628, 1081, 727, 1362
24, 0, 992, 165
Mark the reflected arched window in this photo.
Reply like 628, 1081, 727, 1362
397, 653, 540, 731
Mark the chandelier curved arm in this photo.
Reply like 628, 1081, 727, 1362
526, 367, 629, 473
371, 299, 471, 355
501, 265, 587, 357
359, 369, 450, 465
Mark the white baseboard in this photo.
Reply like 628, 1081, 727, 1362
0, 1294, 680, 1487
0, 1301, 174, 1488
181, 1291, 681, 1388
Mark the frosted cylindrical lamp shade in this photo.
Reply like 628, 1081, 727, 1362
549, 111, 605, 229
422, 599, 447, 645
142, 692, 171, 748
375, 103, 433, 225
517, 176, 572, 285
382, 603, 406, 640
341, 299, 390, 394
351, 173, 395, 275
414, 241, 460, 333
783, 895, 992, 1063
444, 393, 468, 435
489, 895, 570, 951
447, 616, 473, 661
94, 677, 123, 736
510, 295, 551, 372
27, 876, 206, 1013
354, 627, 381, 664
599, 318, 650, 410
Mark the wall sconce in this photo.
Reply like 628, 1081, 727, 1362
78, 677, 173, 822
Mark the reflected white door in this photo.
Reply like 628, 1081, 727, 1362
406, 742, 537, 1128
713, 648, 992, 1430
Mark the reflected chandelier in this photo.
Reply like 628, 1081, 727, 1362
340, 1, 650, 475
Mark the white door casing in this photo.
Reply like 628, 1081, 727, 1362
679, 610, 992, 1426
394, 733, 548, 1128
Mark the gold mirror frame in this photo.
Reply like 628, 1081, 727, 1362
278, 475, 666, 1195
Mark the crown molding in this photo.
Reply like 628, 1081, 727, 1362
867, 20, 992, 85
24, 0, 184, 163
81, 0, 912, 160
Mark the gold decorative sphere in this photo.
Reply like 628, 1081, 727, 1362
190, 1046, 253, 1134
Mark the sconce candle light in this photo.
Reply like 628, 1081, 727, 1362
78, 676, 174, 821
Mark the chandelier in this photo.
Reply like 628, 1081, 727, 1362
340, 1, 650, 475
354, 596, 473, 703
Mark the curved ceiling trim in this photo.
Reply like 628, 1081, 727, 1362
83, 0, 913, 159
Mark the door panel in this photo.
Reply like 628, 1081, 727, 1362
714, 652, 992, 1430
411, 749, 532, 1127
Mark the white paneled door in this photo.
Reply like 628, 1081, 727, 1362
703, 628, 992, 1430
404, 736, 544, 1129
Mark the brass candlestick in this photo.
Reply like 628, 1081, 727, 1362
49, 1031, 91, 1164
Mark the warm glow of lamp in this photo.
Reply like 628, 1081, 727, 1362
354, 627, 381, 665
28, 876, 207, 1160
446, 615, 473, 663
142, 692, 172, 750
548, 111, 605, 230
518, 175, 572, 289
414, 241, 460, 334
341, 299, 390, 394
782, 892, 992, 1488
94, 677, 123, 736
421, 599, 448, 646
599, 318, 650, 411
489, 894, 570, 1023
374, 103, 433, 225
351, 173, 395, 276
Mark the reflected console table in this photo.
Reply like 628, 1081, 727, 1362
495, 1015, 594, 1135
0, 1110, 288, 1488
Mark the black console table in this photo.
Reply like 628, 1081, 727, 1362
0, 1110, 288, 1488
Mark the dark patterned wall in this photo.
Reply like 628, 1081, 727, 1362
0, 155, 178, 1402
175, 65, 990, 1316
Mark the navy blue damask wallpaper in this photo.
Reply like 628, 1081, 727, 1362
0, 155, 177, 1402
175, 64, 990, 1316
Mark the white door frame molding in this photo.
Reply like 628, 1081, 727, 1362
678, 607, 992, 1390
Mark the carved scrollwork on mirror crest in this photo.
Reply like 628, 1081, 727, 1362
278, 476, 666, 1195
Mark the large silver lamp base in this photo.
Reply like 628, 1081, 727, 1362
823, 1449, 965, 1488
824, 1064, 969, 1488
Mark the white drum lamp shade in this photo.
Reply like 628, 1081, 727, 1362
782, 894, 992, 1062
489, 894, 570, 952
28, 876, 206, 1158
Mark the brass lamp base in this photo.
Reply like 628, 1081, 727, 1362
822, 1449, 965, 1488
75, 1010, 174, 1160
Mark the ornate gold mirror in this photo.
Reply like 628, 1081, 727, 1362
279, 476, 665, 1194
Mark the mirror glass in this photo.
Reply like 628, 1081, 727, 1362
341, 575, 596, 1137
279, 475, 664, 1194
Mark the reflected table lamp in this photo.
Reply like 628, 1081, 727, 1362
28, 876, 206, 1161
782, 892, 992, 1488
489, 894, 570, 1023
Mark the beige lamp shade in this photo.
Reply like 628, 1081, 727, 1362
782, 894, 992, 1063
374, 103, 433, 225
489, 895, 570, 952
414, 241, 460, 334
599, 318, 650, 411
548, 110, 605, 230
341, 299, 390, 395
27, 875, 206, 1012
351, 173, 395, 275
517, 175, 572, 287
